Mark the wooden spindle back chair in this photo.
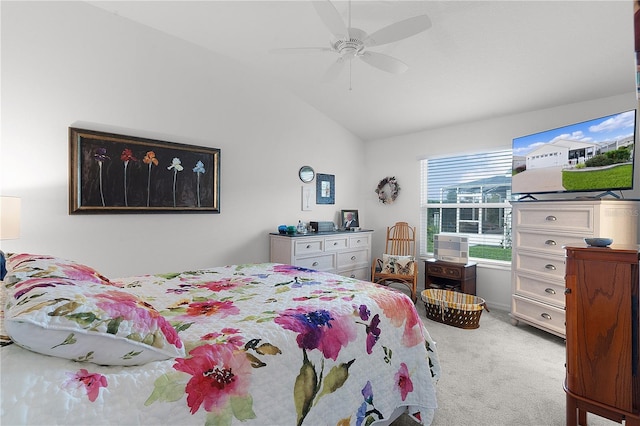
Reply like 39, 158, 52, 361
371, 222, 418, 302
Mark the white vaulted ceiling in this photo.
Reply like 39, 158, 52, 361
88, 1, 636, 141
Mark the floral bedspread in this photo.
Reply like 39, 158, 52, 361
1, 263, 440, 425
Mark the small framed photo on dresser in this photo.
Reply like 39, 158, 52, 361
341, 209, 359, 229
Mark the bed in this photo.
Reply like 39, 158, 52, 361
1, 254, 440, 425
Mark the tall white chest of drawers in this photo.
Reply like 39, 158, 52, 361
510, 199, 639, 338
269, 230, 373, 281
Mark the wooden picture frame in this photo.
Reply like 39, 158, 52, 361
341, 209, 359, 229
69, 128, 220, 214
316, 173, 335, 205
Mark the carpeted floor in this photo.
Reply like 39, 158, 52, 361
391, 295, 618, 426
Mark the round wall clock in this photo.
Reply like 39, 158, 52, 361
299, 166, 315, 183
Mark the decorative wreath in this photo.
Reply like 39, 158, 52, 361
375, 176, 400, 205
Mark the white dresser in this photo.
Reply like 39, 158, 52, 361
269, 230, 373, 281
510, 199, 640, 338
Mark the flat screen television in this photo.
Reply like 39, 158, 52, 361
511, 109, 636, 199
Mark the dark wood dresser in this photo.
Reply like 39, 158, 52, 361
564, 245, 640, 426
424, 259, 476, 295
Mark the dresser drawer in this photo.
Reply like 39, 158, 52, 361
513, 272, 565, 308
513, 251, 565, 280
515, 230, 588, 255
339, 266, 370, 281
427, 263, 462, 279
294, 240, 323, 256
515, 206, 593, 233
325, 237, 349, 251
337, 250, 369, 268
295, 254, 335, 271
349, 234, 370, 249
512, 294, 565, 336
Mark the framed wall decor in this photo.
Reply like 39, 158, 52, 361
301, 186, 315, 211
69, 127, 220, 214
316, 173, 335, 205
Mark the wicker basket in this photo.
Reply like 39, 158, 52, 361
421, 289, 487, 329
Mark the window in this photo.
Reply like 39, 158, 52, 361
420, 150, 516, 262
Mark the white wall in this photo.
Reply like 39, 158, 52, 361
0, 1, 366, 277
2, 2, 638, 312
364, 93, 640, 310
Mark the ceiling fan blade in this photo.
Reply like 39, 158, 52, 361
359, 51, 408, 74
364, 15, 432, 47
269, 47, 333, 54
323, 57, 348, 81
312, 0, 348, 39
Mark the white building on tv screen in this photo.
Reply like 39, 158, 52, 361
525, 139, 599, 169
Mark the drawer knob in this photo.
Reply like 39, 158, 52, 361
540, 313, 552, 320
306, 244, 311, 249
333, 242, 338, 246
545, 215, 557, 221
544, 264, 556, 271
544, 240, 557, 246
351, 255, 357, 261
356, 239, 361, 243
544, 288, 556, 295
312, 261, 319, 266
350, 274, 356, 278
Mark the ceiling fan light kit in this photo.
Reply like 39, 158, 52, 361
273, 0, 431, 83
332, 28, 366, 57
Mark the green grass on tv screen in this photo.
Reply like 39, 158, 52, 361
562, 164, 633, 191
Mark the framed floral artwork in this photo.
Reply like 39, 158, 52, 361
69, 128, 220, 214
315, 173, 335, 205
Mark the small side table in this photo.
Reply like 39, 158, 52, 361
424, 259, 477, 295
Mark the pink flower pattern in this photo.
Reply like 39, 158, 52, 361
173, 343, 252, 414
194, 277, 252, 292
274, 306, 357, 361
65, 369, 108, 402
184, 300, 240, 319
96, 290, 183, 349
395, 362, 414, 401
370, 288, 425, 348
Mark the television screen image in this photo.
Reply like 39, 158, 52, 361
512, 110, 636, 197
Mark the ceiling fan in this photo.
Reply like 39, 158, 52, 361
271, 0, 432, 83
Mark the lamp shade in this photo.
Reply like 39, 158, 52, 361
0, 196, 21, 240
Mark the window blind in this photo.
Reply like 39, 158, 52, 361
420, 149, 515, 261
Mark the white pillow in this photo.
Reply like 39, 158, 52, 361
381, 254, 415, 275
4, 276, 184, 366
394, 255, 415, 275
381, 254, 395, 273
5, 253, 112, 286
